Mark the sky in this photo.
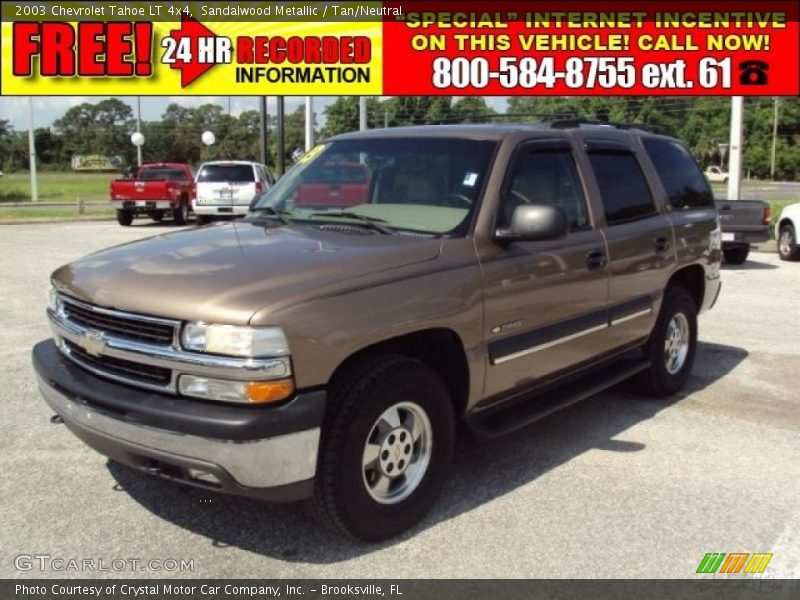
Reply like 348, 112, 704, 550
0, 96, 511, 131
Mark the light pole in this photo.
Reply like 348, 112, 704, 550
135, 96, 142, 167
202, 131, 216, 146
717, 143, 728, 169
727, 97, 744, 201
304, 97, 314, 151
27, 97, 38, 202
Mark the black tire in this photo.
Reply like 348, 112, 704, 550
778, 224, 800, 261
116, 209, 133, 226
723, 246, 750, 265
173, 201, 189, 225
150, 210, 164, 223
195, 215, 211, 226
312, 355, 455, 542
631, 287, 698, 398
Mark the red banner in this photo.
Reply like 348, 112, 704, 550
382, 1, 800, 95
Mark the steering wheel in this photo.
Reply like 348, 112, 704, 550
442, 193, 473, 208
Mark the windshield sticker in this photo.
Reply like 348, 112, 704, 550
463, 172, 479, 187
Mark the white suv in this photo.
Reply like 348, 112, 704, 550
194, 161, 275, 223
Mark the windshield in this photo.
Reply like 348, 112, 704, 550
197, 165, 255, 183
249, 137, 497, 235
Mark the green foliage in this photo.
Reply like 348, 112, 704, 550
2, 97, 799, 180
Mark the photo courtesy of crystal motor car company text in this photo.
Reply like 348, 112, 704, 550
0, 0, 799, 594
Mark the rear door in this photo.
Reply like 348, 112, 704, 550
580, 137, 676, 350
479, 139, 610, 402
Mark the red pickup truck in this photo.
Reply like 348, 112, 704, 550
109, 163, 195, 226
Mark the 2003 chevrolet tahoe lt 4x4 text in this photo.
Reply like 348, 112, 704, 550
34, 121, 722, 541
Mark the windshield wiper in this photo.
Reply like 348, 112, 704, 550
308, 211, 394, 235
249, 206, 292, 225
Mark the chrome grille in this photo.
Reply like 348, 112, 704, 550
63, 340, 172, 386
61, 297, 176, 345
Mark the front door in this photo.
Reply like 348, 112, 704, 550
479, 139, 610, 402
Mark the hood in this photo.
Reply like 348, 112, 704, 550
52, 221, 442, 324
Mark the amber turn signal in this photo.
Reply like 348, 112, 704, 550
245, 378, 295, 404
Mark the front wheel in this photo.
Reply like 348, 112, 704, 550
778, 224, 800, 261
150, 210, 164, 223
723, 245, 750, 265
195, 215, 211, 226
312, 355, 455, 541
116, 209, 133, 226
631, 287, 698, 397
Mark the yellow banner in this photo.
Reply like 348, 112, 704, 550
1, 19, 382, 95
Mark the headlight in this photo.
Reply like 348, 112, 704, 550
181, 323, 289, 357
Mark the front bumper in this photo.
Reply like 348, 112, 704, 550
33, 340, 325, 501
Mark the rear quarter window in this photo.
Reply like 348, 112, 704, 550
642, 138, 714, 209
197, 165, 255, 183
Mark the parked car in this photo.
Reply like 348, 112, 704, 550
775, 202, 800, 261
194, 161, 274, 224
109, 163, 195, 226
704, 166, 728, 183
716, 199, 770, 264
35, 122, 721, 541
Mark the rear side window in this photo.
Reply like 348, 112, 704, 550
588, 152, 656, 225
642, 138, 714, 209
197, 165, 255, 183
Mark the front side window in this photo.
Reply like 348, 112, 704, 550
250, 138, 497, 235
588, 151, 656, 225
642, 138, 714, 209
499, 148, 589, 231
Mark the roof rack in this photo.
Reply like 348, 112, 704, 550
424, 112, 579, 125
548, 117, 665, 135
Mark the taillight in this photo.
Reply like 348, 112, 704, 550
762, 205, 771, 226
255, 182, 264, 193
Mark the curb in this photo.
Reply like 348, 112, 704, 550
0, 216, 114, 226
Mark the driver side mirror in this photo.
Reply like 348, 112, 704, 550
494, 204, 569, 243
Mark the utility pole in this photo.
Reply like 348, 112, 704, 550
304, 97, 314, 151
136, 96, 142, 166
359, 96, 367, 131
276, 96, 285, 176
259, 97, 268, 165
726, 96, 744, 201
770, 97, 779, 180
28, 97, 38, 202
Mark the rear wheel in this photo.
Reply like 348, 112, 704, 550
116, 209, 133, 226
631, 287, 697, 397
778, 224, 800, 261
312, 355, 455, 541
173, 201, 189, 225
723, 245, 750, 265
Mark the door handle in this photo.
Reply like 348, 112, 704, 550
654, 237, 671, 253
586, 250, 607, 270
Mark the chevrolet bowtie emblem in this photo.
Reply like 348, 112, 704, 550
79, 330, 106, 357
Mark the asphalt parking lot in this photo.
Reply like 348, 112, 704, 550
1, 221, 798, 579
